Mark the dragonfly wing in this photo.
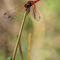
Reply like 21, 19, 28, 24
3, 3, 25, 19
32, 3, 40, 21
32, 4, 36, 19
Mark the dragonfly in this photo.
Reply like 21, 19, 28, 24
3, 0, 40, 21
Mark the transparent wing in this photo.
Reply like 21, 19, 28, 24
3, 2, 25, 21
32, 3, 40, 21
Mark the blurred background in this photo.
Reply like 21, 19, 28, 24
0, 0, 60, 60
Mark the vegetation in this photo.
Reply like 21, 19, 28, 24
0, 0, 60, 60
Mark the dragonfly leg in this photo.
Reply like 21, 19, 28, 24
26, 8, 30, 16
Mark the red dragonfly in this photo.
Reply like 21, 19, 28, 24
3, 0, 40, 21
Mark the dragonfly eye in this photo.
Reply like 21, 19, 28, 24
24, 4, 27, 8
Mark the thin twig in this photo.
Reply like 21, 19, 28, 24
19, 42, 23, 60
27, 33, 32, 60
12, 9, 27, 60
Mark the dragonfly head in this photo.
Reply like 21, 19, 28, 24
24, 3, 30, 8
24, 4, 27, 8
